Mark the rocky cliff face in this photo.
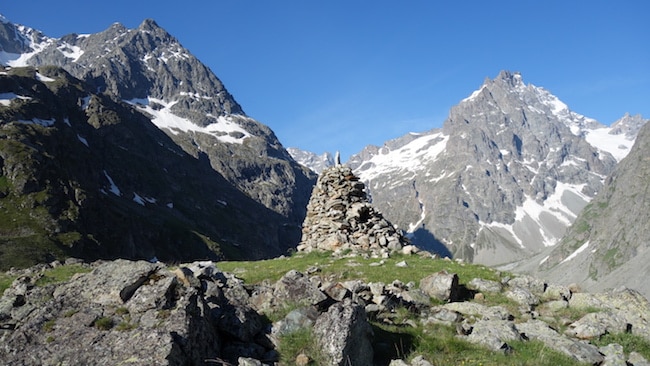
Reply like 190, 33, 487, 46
349, 71, 644, 266
0, 65, 294, 269
534, 119, 650, 297
0, 15, 315, 225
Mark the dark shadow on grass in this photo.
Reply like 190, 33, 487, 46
372, 323, 416, 366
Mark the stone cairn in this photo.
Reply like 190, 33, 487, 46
297, 164, 410, 256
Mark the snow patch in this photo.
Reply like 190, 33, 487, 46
103, 171, 121, 196
0, 92, 32, 106
407, 201, 426, 233
585, 127, 635, 162
36, 72, 55, 82
560, 241, 590, 264
126, 97, 251, 144
80, 95, 91, 110
77, 134, 89, 147
57, 43, 84, 62
462, 85, 486, 102
357, 132, 448, 182
133, 193, 146, 206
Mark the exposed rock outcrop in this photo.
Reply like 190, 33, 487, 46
3, 257, 650, 365
297, 164, 409, 256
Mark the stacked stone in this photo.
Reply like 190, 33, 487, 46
297, 164, 408, 256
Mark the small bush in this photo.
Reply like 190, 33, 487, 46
43, 319, 56, 332
63, 309, 78, 317
116, 321, 137, 331
94, 317, 113, 330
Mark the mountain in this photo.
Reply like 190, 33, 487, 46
287, 147, 334, 174
0, 65, 299, 270
0, 16, 315, 225
349, 71, 645, 266
533, 119, 650, 297
0, 15, 318, 268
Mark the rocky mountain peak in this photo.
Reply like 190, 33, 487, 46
1, 16, 315, 223
138, 18, 162, 32
610, 112, 648, 138
494, 70, 524, 88
287, 147, 334, 174
352, 71, 624, 266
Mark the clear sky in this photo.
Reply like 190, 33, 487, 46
3, 1, 649, 160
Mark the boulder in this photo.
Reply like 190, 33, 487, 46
465, 319, 521, 352
467, 278, 502, 293
516, 319, 604, 364
507, 275, 546, 295
314, 300, 374, 366
565, 311, 629, 339
504, 286, 539, 307
599, 343, 627, 366
419, 271, 459, 302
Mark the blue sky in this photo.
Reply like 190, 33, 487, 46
3, 1, 649, 160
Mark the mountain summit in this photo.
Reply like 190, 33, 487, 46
0, 15, 316, 266
350, 71, 642, 266
0, 15, 315, 224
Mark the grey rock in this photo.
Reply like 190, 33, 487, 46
0, 260, 222, 365
507, 275, 546, 295
273, 270, 328, 307
238, 357, 263, 366
566, 311, 629, 339
629, 351, 650, 366
467, 278, 503, 293
516, 319, 604, 364
542, 300, 569, 312
440, 302, 512, 321
52, 259, 163, 306
419, 271, 459, 302
272, 307, 319, 337
505, 286, 540, 307
422, 308, 462, 326
600, 343, 627, 366
465, 319, 521, 352
218, 303, 264, 342
410, 355, 434, 366
314, 300, 374, 366
542, 284, 572, 301
324, 283, 352, 302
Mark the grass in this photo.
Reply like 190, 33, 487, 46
219, 251, 588, 365
592, 333, 650, 361
0, 272, 15, 294
34, 264, 91, 287
219, 251, 502, 287
94, 316, 114, 330
276, 327, 324, 365
43, 319, 56, 332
